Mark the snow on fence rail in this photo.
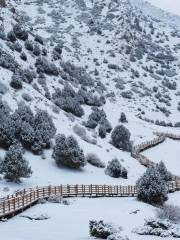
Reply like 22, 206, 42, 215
0, 183, 180, 219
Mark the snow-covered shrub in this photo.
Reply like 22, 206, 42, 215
10, 73, 23, 89
52, 43, 62, 60
33, 44, 41, 56
98, 118, 112, 138
134, 218, 180, 238
20, 52, 27, 61
89, 220, 122, 239
56, 96, 84, 117
121, 167, 128, 179
35, 57, 59, 76
105, 158, 128, 178
13, 24, 28, 41
85, 107, 106, 129
22, 69, 36, 84
61, 61, 94, 86
111, 125, 131, 151
34, 34, 44, 45
22, 93, 32, 102
7, 30, 16, 42
0, 0, 6, 7
156, 204, 180, 223
48, 194, 62, 203
14, 42, 22, 53
52, 86, 84, 117
0, 48, 19, 72
25, 40, 34, 51
86, 153, 105, 168
119, 112, 128, 123
73, 124, 97, 145
107, 234, 130, 240
0, 143, 32, 182
156, 161, 173, 182
136, 166, 168, 206
53, 134, 86, 169
98, 124, 107, 138
90, 220, 114, 239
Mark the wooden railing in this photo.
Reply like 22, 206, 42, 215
0, 182, 180, 219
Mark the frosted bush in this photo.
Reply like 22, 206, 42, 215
89, 220, 122, 239
134, 218, 180, 238
13, 24, 28, 41
48, 194, 63, 203
105, 158, 128, 178
86, 153, 105, 168
156, 204, 180, 223
35, 57, 59, 76
119, 112, 128, 123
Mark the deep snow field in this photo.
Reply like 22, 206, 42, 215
144, 138, 180, 176
0, 192, 180, 240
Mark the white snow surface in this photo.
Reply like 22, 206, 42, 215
146, 0, 180, 16
0, 192, 179, 240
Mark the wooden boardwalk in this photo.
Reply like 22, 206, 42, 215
0, 131, 180, 220
0, 182, 180, 219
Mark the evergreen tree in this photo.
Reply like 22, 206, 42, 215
156, 161, 173, 182
53, 134, 86, 169
0, 144, 32, 182
136, 166, 168, 206
111, 125, 131, 151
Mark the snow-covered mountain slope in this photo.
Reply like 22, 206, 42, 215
1, 0, 180, 239
0, 0, 180, 192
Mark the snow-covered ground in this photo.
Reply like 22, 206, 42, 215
144, 138, 180, 176
146, 0, 180, 16
0, 192, 179, 240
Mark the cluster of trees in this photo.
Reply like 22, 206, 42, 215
136, 161, 173, 206
0, 100, 56, 154
52, 84, 105, 117
85, 107, 112, 138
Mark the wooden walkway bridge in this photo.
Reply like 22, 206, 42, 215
0, 182, 180, 220
0, 131, 180, 220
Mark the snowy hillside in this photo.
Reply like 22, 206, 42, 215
0, 0, 180, 239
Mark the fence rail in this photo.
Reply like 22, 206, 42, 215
0, 182, 180, 219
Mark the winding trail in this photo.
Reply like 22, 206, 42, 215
0, 132, 180, 220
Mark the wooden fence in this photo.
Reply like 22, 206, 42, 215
0, 182, 180, 219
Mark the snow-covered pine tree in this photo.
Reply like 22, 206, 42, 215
53, 134, 86, 169
156, 161, 173, 182
136, 166, 168, 206
0, 143, 32, 182
105, 158, 122, 178
111, 125, 131, 151
119, 112, 128, 123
